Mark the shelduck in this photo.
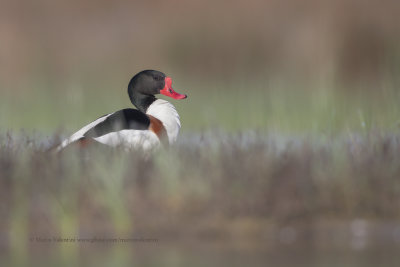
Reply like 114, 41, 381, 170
56, 70, 187, 152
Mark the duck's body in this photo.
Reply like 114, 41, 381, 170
56, 70, 187, 152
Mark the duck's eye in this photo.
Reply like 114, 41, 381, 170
169, 89, 173, 94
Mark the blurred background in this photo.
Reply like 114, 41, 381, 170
1, 0, 400, 133
1, 0, 400, 266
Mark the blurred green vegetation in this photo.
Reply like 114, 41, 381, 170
2, 133, 400, 266
1, 77, 400, 135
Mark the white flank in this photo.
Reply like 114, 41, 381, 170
94, 130, 160, 151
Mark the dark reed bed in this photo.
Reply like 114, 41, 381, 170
1, 130, 400, 265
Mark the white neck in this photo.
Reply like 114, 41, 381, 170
146, 99, 181, 144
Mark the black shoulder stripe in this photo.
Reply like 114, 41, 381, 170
83, 109, 150, 138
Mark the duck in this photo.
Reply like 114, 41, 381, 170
56, 70, 187, 152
